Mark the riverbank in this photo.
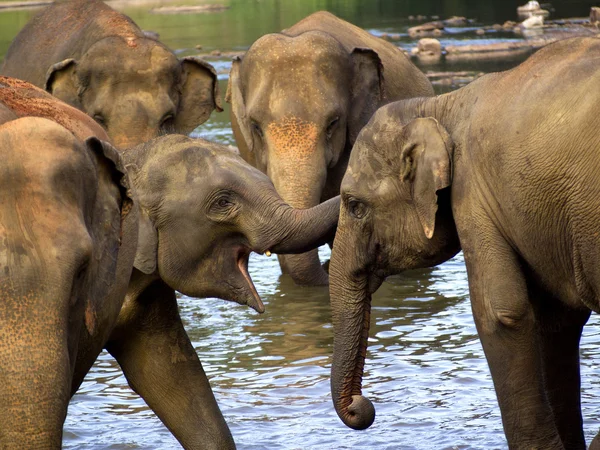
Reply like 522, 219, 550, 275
0, 0, 228, 12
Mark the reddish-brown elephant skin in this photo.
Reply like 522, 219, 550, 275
0, 84, 137, 447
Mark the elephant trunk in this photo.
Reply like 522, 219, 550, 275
329, 228, 376, 430
273, 194, 330, 285
265, 118, 331, 285
259, 196, 340, 256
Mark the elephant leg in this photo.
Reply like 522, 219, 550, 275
461, 226, 562, 449
591, 433, 600, 450
533, 291, 589, 450
106, 279, 235, 450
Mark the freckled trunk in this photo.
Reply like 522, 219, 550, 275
268, 147, 330, 286
329, 227, 375, 430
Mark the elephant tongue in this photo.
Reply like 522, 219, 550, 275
237, 252, 265, 313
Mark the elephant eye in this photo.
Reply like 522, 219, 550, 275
217, 197, 232, 208
348, 199, 367, 220
207, 190, 239, 222
251, 121, 263, 139
210, 193, 235, 211
160, 113, 174, 130
326, 116, 340, 139
93, 114, 106, 127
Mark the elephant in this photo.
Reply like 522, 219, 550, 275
329, 36, 600, 449
0, 0, 221, 149
1, 76, 340, 448
226, 11, 434, 286
106, 134, 340, 448
0, 116, 136, 447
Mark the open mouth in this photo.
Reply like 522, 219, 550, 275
236, 248, 265, 313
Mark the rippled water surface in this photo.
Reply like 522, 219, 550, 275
1, 0, 600, 448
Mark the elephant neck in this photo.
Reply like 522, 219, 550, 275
126, 268, 164, 303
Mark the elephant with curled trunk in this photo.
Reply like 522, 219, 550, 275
107, 134, 340, 448
330, 36, 600, 449
226, 11, 433, 286
0, 0, 221, 149
0, 116, 136, 448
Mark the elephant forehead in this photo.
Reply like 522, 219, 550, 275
250, 32, 345, 63
84, 39, 178, 76
266, 117, 318, 157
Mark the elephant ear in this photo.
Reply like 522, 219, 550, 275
398, 118, 453, 239
226, 55, 256, 164
125, 163, 159, 275
84, 137, 136, 336
45, 59, 82, 109
175, 56, 223, 134
348, 48, 384, 146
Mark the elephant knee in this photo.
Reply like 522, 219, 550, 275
480, 300, 533, 335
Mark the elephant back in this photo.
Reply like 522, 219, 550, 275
0, 76, 110, 141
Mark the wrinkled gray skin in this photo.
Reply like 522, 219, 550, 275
106, 135, 340, 449
330, 36, 600, 449
0, 0, 221, 149
0, 117, 136, 448
227, 11, 433, 286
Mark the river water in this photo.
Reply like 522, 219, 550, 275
1, 0, 600, 448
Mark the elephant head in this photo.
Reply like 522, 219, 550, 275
45, 37, 222, 149
329, 108, 461, 429
123, 135, 340, 312
226, 31, 383, 285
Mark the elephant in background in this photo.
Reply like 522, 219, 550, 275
107, 134, 340, 448
226, 11, 433, 286
329, 36, 600, 449
0, 0, 221, 149
0, 116, 136, 447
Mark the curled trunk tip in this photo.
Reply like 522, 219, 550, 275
342, 395, 375, 430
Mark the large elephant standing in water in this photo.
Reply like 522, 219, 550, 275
0, 113, 136, 446
226, 11, 433, 286
329, 37, 600, 449
0, 0, 221, 148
